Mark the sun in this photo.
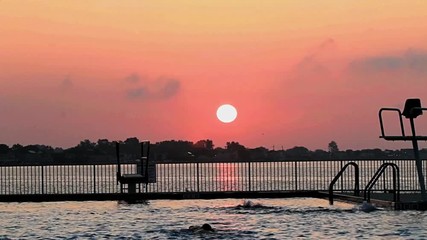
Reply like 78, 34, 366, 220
216, 104, 238, 123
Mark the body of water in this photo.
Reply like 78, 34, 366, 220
1, 198, 427, 239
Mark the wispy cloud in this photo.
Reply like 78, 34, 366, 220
286, 38, 338, 94
157, 78, 180, 98
280, 38, 352, 121
349, 49, 427, 75
292, 38, 336, 80
124, 73, 141, 84
125, 76, 181, 101
127, 87, 148, 99
60, 76, 73, 92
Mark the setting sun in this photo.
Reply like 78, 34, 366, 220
216, 104, 238, 123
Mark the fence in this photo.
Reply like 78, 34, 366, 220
0, 159, 426, 195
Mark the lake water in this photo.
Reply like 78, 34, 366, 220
2, 198, 427, 239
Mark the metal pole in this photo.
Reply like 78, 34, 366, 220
93, 164, 96, 194
248, 161, 251, 191
294, 160, 298, 191
41, 165, 44, 194
196, 162, 200, 192
340, 160, 343, 193
410, 117, 427, 200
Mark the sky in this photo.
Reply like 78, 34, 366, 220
1, 1, 427, 151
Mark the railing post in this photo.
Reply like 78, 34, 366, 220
93, 164, 96, 194
294, 160, 298, 191
248, 161, 251, 191
41, 165, 44, 194
196, 162, 200, 192
340, 160, 343, 192
383, 160, 386, 193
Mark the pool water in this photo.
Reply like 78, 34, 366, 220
1, 198, 427, 239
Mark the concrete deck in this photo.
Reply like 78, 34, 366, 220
0, 191, 324, 203
2, 191, 427, 210
327, 192, 427, 210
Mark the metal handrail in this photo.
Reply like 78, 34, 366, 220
329, 162, 359, 205
379, 108, 405, 139
364, 163, 400, 203
379, 107, 427, 141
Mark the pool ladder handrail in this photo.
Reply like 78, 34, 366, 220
364, 162, 400, 203
329, 162, 360, 205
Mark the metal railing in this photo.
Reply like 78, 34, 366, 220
0, 159, 425, 195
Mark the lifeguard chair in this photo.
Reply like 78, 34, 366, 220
116, 141, 154, 193
379, 98, 427, 200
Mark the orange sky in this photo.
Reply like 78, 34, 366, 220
1, 1, 427, 150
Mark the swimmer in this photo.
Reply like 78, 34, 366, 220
189, 223, 215, 232
359, 201, 378, 213
236, 200, 264, 209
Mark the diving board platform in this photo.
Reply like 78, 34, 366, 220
378, 98, 427, 202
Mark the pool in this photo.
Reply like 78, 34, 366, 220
1, 198, 427, 239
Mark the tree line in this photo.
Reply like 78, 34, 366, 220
0, 138, 424, 165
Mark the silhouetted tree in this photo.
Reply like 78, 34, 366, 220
194, 139, 214, 150
11, 144, 26, 154
78, 140, 96, 149
226, 141, 249, 160
24, 145, 42, 153
286, 146, 310, 159
96, 139, 115, 155
313, 149, 329, 159
1, 136, 416, 165
124, 137, 140, 146
249, 147, 269, 160
226, 141, 245, 151
122, 137, 141, 155
0, 144, 9, 154
193, 139, 215, 157
153, 140, 193, 161
67, 139, 96, 156
328, 141, 339, 153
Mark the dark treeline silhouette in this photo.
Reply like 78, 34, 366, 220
0, 138, 425, 165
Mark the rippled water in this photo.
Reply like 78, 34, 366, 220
1, 198, 427, 239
